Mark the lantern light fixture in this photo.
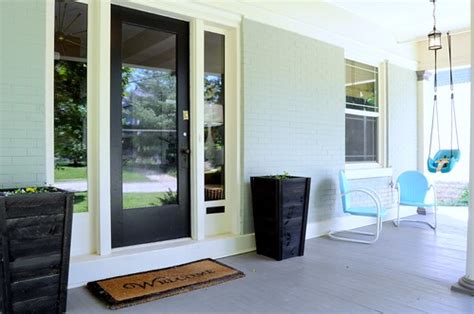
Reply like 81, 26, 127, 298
428, 0, 442, 50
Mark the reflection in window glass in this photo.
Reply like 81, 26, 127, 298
345, 60, 379, 162
121, 24, 178, 209
204, 32, 225, 201
53, 1, 88, 212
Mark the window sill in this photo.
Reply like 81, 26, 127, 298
345, 164, 392, 180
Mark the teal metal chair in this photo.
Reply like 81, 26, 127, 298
328, 170, 388, 244
393, 171, 437, 230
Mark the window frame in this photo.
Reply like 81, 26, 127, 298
344, 58, 388, 169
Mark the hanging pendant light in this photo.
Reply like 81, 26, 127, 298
428, 0, 442, 50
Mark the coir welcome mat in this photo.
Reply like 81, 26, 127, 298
87, 259, 245, 309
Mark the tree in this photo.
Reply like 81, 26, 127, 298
54, 60, 87, 166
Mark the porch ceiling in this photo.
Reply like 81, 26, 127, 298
236, 0, 470, 43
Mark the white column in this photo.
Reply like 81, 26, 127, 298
451, 10, 474, 295
416, 70, 432, 174
87, 0, 112, 256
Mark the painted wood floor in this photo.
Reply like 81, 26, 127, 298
67, 208, 474, 313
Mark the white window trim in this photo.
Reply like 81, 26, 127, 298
344, 59, 389, 173
203, 24, 241, 238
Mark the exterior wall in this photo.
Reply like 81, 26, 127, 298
241, 21, 419, 233
388, 64, 418, 180
241, 19, 345, 233
0, 0, 46, 188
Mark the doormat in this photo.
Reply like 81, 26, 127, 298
87, 259, 245, 309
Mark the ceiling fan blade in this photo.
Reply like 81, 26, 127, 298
63, 12, 82, 33
60, 2, 68, 32
64, 38, 86, 49
70, 30, 87, 36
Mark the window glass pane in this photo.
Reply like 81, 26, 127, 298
121, 23, 178, 209
346, 60, 378, 112
204, 32, 225, 201
345, 114, 377, 162
54, 1, 88, 213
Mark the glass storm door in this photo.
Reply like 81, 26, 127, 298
110, 6, 190, 248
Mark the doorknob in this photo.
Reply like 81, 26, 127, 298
181, 148, 190, 154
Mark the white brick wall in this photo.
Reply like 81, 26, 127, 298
241, 19, 346, 233
0, 0, 46, 188
241, 21, 418, 233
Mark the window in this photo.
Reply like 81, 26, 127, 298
53, 1, 88, 212
204, 31, 225, 203
345, 60, 379, 163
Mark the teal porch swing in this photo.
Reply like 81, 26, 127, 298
427, 32, 460, 173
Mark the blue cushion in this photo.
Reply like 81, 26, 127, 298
346, 206, 389, 218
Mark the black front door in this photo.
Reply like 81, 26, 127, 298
110, 6, 190, 248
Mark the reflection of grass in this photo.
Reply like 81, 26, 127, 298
438, 187, 469, 207
123, 192, 171, 209
73, 192, 177, 212
56, 166, 87, 181
73, 192, 88, 213
55, 166, 150, 182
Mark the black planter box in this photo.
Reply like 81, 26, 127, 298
250, 176, 311, 261
0, 189, 73, 314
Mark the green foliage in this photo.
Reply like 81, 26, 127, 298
274, 171, 290, 180
54, 60, 87, 165
158, 189, 178, 205
2, 187, 59, 196
122, 68, 177, 165
204, 76, 223, 104
459, 188, 469, 205
123, 192, 168, 209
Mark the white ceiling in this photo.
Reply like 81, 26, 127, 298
326, 0, 470, 42
236, 0, 470, 43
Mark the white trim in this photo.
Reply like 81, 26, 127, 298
345, 109, 380, 118
305, 205, 414, 240
88, 0, 112, 255
45, 0, 55, 185
345, 59, 388, 168
190, 18, 206, 241
205, 200, 226, 207
202, 24, 241, 237
345, 167, 393, 180
71, 212, 94, 256
379, 60, 389, 168
69, 233, 255, 287
112, 0, 241, 27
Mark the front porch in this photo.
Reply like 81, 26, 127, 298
67, 207, 472, 313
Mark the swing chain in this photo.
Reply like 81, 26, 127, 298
447, 32, 460, 154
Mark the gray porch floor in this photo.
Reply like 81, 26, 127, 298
67, 208, 474, 313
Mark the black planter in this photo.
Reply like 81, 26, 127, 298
0, 189, 73, 314
250, 176, 311, 261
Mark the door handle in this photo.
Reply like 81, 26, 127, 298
181, 148, 190, 155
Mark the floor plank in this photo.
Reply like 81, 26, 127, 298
67, 207, 474, 313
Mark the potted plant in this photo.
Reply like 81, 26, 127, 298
250, 173, 311, 261
0, 187, 73, 314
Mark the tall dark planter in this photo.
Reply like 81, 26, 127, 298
250, 176, 311, 261
0, 189, 73, 314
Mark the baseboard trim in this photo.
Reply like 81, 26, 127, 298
306, 206, 414, 239
68, 233, 256, 288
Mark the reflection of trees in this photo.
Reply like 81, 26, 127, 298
54, 60, 87, 166
122, 69, 177, 168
